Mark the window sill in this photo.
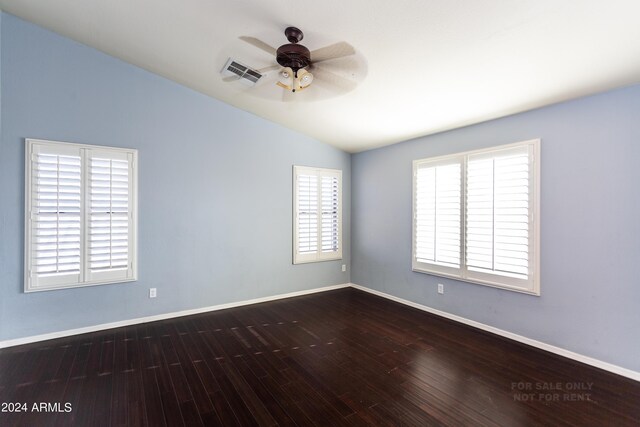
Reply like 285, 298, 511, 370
293, 256, 343, 265
25, 277, 137, 293
412, 267, 540, 296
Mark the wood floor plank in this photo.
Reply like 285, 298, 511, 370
1, 288, 638, 427
192, 332, 259, 426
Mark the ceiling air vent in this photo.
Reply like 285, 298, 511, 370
221, 58, 263, 86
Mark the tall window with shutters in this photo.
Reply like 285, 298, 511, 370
412, 139, 540, 295
293, 166, 342, 264
25, 139, 137, 292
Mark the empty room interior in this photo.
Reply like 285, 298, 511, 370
1, 1, 639, 426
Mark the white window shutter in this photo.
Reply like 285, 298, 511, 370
412, 139, 539, 295
293, 166, 342, 264
296, 173, 318, 256
28, 144, 83, 289
86, 151, 134, 282
414, 160, 462, 274
25, 139, 137, 292
321, 175, 340, 254
466, 146, 531, 281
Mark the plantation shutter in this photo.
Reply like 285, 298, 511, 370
412, 140, 538, 294
414, 160, 462, 274
296, 173, 318, 256
293, 166, 342, 264
86, 150, 135, 282
28, 144, 83, 289
26, 139, 137, 292
466, 145, 531, 281
321, 175, 340, 253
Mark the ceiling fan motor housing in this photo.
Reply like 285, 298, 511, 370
276, 27, 310, 72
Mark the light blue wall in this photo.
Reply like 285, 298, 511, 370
352, 84, 640, 372
0, 13, 350, 341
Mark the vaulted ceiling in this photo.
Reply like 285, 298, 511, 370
2, 0, 640, 152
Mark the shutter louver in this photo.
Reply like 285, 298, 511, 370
89, 156, 131, 274
466, 146, 530, 280
297, 174, 318, 255
415, 162, 461, 268
32, 152, 82, 281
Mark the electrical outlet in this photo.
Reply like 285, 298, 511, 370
437, 284, 444, 295
149, 288, 157, 298
341, 264, 347, 272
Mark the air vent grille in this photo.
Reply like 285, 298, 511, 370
228, 61, 247, 76
244, 69, 262, 83
221, 58, 262, 86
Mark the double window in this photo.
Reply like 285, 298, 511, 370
25, 139, 138, 292
413, 140, 540, 294
293, 166, 342, 264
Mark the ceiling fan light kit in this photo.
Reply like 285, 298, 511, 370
276, 67, 314, 92
297, 69, 313, 89
277, 67, 294, 91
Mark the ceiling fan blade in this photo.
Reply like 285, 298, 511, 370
222, 75, 241, 83
310, 57, 360, 74
310, 66, 358, 92
239, 36, 277, 56
258, 64, 281, 73
310, 42, 355, 63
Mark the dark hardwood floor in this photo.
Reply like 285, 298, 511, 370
0, 288, 638, 426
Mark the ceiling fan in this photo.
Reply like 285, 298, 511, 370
225, 26, 364, 101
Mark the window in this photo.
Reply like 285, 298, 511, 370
293, 166, 342, 264
25, 138, 138, 292
413, 139, 540, 295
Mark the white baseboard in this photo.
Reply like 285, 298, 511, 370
0, 283, 350, 349
349, 283, 640, 382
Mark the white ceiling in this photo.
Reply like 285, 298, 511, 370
1, 1, 640, 153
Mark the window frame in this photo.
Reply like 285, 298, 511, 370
292, 165, 343, 264
412, 139, 540, 295
24, 138, 138, 292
